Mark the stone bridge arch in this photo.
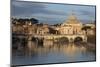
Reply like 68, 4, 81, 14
64, 35, 87, 43
73, 35, 87, 43
32, 34, 87, 43
74, 36, 83, 42
58, 37, 69, 43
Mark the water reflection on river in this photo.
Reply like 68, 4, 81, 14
12, 40, 96, 65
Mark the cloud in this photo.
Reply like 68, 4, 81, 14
11, 1, 66, 17
78, 10, 95, 17
11, 1, 96, 24
11, 1, 46, 16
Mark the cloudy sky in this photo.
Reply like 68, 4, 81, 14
11, 0, 96, 24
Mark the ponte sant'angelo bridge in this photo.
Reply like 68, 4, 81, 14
13, 33, 87, 43
28, 34, 87, 43
12, 34, 87, 49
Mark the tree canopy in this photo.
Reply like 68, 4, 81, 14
12, 18, 39, 24
82, 26, 91, 31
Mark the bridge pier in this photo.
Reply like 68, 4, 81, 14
69, 38, 74, 43
43, 39, 53, 47
17, 38, 22, 50
26, 35, 32, 49
27, 40, 32, 49
83, 37, 87, 43
17, 38, 25, 50
25, 34, 88, 47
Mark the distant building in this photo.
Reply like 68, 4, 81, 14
87, 29, 95, 35
84, 23, 95, 29
12, 24, 24, 34
27, 24, 37, 34
36, 24, 49, 35
83, 23, 96, 35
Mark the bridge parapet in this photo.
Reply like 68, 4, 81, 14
13, 34, 87, 42
32, 34, 87, 42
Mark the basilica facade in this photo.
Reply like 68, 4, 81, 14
56, 14, 85, 35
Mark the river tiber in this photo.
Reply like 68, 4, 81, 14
11, 1, 96, 66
